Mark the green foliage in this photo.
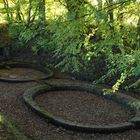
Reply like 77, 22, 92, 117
48, 18, 87, 72
0, 0, 140, 92
129, 101, 140, 110
112, 72, 127, 92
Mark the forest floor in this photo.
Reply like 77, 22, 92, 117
0, 76, 140, 140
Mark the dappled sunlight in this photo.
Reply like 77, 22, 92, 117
0, 114, 4, 124
47, 0, 67, 20
126, 16, 139, 26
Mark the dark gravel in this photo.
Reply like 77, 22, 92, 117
0, 78, 140, 140
35, 90, 135, 125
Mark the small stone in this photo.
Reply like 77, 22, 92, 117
9, 75, 17, 79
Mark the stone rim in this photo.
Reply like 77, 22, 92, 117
23, 83, 140, 133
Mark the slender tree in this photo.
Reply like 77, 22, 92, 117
65, 0, 84, 19
98, 0, 102, 10
3, 0, 13, 23
27, 0, 32, 25
16, 0, 22, 22
137, 17, 140, 48
108, 0, 114, 25
38, 0, 46, 25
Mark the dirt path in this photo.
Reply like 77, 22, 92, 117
0, 79, 140, 140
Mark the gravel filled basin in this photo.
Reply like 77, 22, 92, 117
23, 81, 140, 133
0, 68, 47, 80
0, 62, 53, 82
35, 90, 135, 125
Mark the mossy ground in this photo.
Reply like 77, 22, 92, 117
0, 114, 31, 140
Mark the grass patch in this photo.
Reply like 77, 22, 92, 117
0, 113, 31, 140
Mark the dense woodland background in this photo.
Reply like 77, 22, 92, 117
0, 0, 140, 93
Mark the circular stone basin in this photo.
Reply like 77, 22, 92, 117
23, 84, 140, 133
35, 90, 135, 126
0, 62, 53, 82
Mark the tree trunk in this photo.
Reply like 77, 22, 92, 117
16, 0, 22, 22
108, 0, 114, 30
137, 18, 140, 48
27, 0, 32, 26
65, 0, 83, 19
98, 0, 102, 10
38, 0, 46, 25
3, 0, 13, 23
